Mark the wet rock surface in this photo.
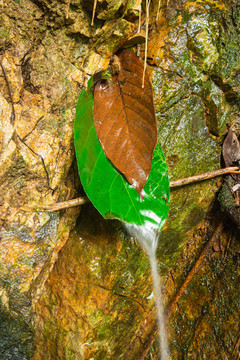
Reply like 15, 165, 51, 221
0, 0, 240, 359
33, 206, 153, 359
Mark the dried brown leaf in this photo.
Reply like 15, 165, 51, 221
93, 49, 157, 196
222, 128, 240, 167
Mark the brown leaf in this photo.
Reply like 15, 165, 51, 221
222, 128, 240, 167
93, 49, 157, 196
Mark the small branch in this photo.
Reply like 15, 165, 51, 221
138, 2, 141, 33
142, 0, 151, 88
156, 0, 162, 22
42, 167, 240, 212
44, 197, 88, 212
66, 0, 71, 19
170, 167, 240, 188
91, 0, 98, 26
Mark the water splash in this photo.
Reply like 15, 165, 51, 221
124, 223, 169, 360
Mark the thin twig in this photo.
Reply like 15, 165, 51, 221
44, 197, 88, 212
82, 0, 132, 70
91, 0, 98, 26
142, 0, 151, 88
156, 0, 162, 22
138, 2, 141, 33
170, 167, 240, 188
43, 167, 240, 212
66, 0, 71, 19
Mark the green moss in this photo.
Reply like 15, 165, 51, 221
7, 155, 27, 179
65, 347, 75, 359
153, 91, 220, 266
152, 1, 229, 265
0, 29, 10, 39
167, 223, 240, 359
96, 0, 126, 20
95, 18, 135, 56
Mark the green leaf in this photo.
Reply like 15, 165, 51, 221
74, 78, 170, 229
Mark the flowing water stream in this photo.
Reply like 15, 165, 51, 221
124, 223, 169, 360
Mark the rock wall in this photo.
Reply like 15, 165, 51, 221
0, 0, 240, 359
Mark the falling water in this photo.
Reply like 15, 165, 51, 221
124, 223, 169, 360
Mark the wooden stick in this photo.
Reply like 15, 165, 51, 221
156, 0, 162, 22
42, 166, 239, 212
138, 2, 141, 33
44, 197, 88, 212
91, 0, 98, 26
66, 0, 71, 19
170, 166, 240, 188
142, 0, 151, 88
